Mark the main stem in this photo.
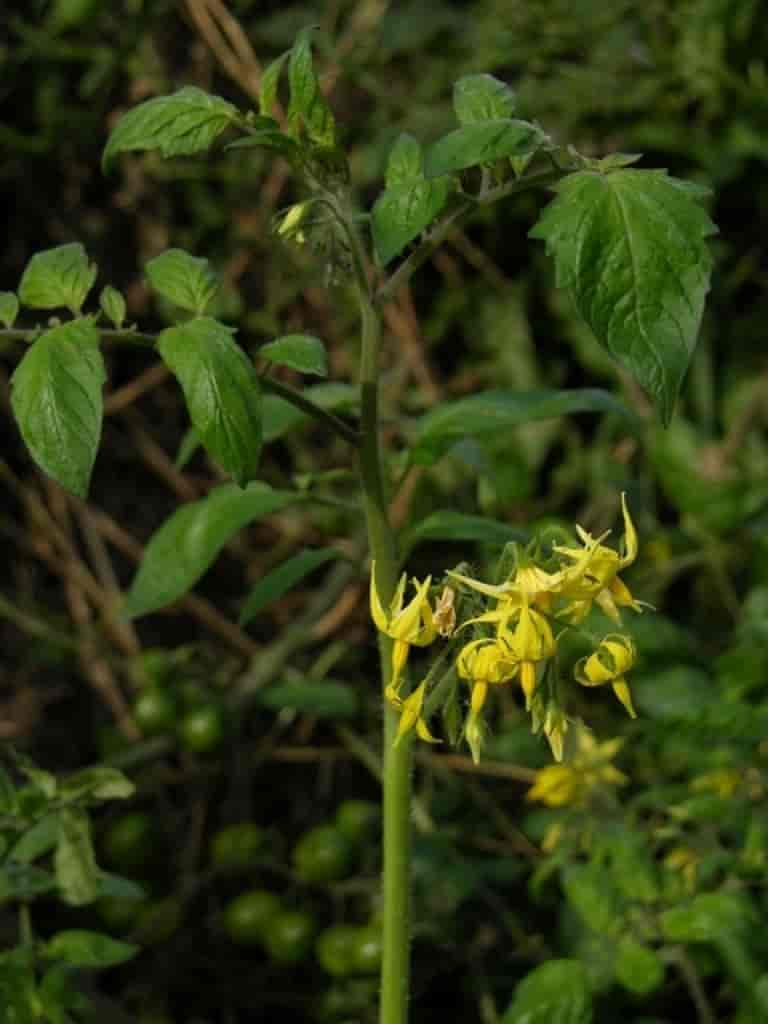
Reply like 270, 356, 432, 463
355, 279, 412, 1024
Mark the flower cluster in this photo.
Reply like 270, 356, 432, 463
370, 494, 645, 763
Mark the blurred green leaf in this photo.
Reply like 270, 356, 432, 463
453, 73, 516, 124
633, 666, 712, 721
372, 178, 451, 266
262, 383, 357, 442
59, 766, 134, 802
44, 930, 138, 968
18, 243, 97, 315
240, 547, 339, 625
10, 815, 59, 865
98, 285, 126, 328
158, 317, 262, 486
660, 889, 753, 942
0, 292, 19, 328
0, 864, 57, 902
614, 939, 665, 995
287, 28, 336, 147
530, 170, 716, 423
401, 510, 527, 555
54, 808, 99, 906
103, 87, 239, 171
260, 334, 328, 376
502, 960, 592, 1024
122, 483, 298, 619
10, 319, 105, 498
145, 249, 219, 315
563, 864, 621, 936
257, 679, 359, 718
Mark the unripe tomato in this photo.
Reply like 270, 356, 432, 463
179, 704, 227, 754
263, 909, 316, 964
223, 889, 282, 946
134, 897, 184, 945
96, 894, 147, 933
102, 812, 155, 873
334, 800, 380, 846
315, 924, 359, 977
351, 924, 382, 975
292, 825, 353, 884
210, 823, 265, 872
133, 688, 177, 737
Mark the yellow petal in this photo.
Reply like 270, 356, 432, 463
612, 677, 637, 718
389, 575, 432, 642
620, 492, 638, 567
416, 718, 441, 744
446, 570, 512, 599
520, 662, 537, 710
391, 639, 410, 691
394, 681, 427, 744
471, 681, 489, 714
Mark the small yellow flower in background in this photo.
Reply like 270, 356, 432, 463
664, 846, 699, 891
691, 769, 741, 798
527, 728, 627, 807
556, 493, 643, 623
394, 680, 440, 746
370, 562, 437, 702
575, 634, 637, 718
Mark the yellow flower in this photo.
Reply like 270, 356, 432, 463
502, 605, 556, 709
527, 729, 627, 807
664, 846, 699, 891
448, 563, 564, 610
456, 637, 518, 741
370, 562, 437, 700
555, 493, 642, 623
393, 680, 440, 746
543, 706, 569, 763
575, 634, 637, 718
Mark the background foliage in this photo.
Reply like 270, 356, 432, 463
1, 1, 768, 1022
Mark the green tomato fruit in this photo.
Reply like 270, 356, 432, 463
179, 704, 227, 754
102, 812, 155, 873
96, 894, 147, 933
133, 688, 177, 737
334, 800, 380, 845
223, 889, 282, 946
134, 897, 184, 945
351, 925, 382, 975
263, 909, 317, 964
292, 825, 354, 884
315, 925, 359, 977
210, 822, 265, 872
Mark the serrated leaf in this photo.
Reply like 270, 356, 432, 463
18, 243, 97, 314
44, 930, 138, 968
372, 178, 450, 266
257, 679, 358, 718
122, 482, 298, 619
287, 29, 335, 147
102, 86, 239, 171
158, 317, 261, 486
55, 808, 99, 906
386, 133, 423, 187
240, 547, 339, 625
424, 119, 543, 178
259, 334, 328, 376
410, 388, 636, 466
262, 383, 357, 442
259, 51, 289, 117
0, 291, 19, 327
502, 960, 592, 1024
529, 169, 717, 423
99, 285, 125, 327
660, 890, 753, 942
10, 319, 105, 498
402, 511, 527, 556
453, 73, 516, 124
614, 939, 664, 995
145, 249, 219, 314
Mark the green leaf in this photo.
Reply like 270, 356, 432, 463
10, 319, 105, 498
563, 864, 621, 935
10, 750, 58, 799
262, 383, 357, 442
96, 872, 146, 902
98, 285, 126, 328
287, 29, 336, 147
502, 960, 592, 1024
44, 930, 138, 968
259, 51, 289, 117
401, 510, 527, 556
424, 119, 543, 178
239, 548, 339, 625
145, 249, 219, 315
54, 808, 99, 906
257, 679, 359, 718
660, 890, 753, 943
372, 178, 450, 266
529, 169, 717, 423
175, 426, 200, 469
0, 291, 19, 327
59, 766, 135, 802
226, 130, 299, 158
122, 482, 298, 619
633, 667, 713, 722
453, 73, 516, 124
18, 243, 97, 314
158, 317, 262, 486
614, 939, 665, 995
260, 334, 328, 376
410, 388, 636, 466
385, 133, 423, 187
10, 815, 59, 864
102, 86, 239, 171
0, 864, 57, 902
